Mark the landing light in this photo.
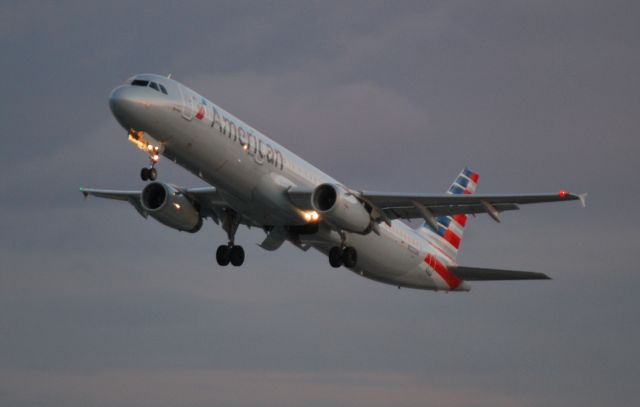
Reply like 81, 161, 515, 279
303, 210, 320, 223
174, 203, 181, 209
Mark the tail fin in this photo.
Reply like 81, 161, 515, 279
419, 167, 479, 259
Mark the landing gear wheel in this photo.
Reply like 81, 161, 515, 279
229, 245, 245, 267
216, 245, 230, 266
342, 247, 358, 268
140, 167, 150, 181
329, 247, 344, 268
148, 167, 157, 181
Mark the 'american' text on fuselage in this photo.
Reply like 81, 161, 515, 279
206, 104, 283, 170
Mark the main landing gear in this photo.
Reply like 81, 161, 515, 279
216, 244, 245, 267
329, 246, 358, 268
328, 232, 358, 268
216, 210, 245, 267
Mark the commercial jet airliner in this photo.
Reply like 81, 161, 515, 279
81, 73, 585, 292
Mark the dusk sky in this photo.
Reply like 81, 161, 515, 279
1, 1, 639, 406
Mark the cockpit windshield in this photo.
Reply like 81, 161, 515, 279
130, 79, 168, 95
131, 79, 149, 87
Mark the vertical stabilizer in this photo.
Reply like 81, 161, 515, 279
418, 167, 479, 260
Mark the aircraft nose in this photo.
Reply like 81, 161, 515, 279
109, 85, 147, 130
109, 85, 136, 117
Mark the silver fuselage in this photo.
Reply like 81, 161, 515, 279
109, 73, 468, 291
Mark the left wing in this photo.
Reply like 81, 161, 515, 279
359, 191, 585, 221
288, 188, 585, 224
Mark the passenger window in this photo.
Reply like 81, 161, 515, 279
131, 79, 149, 87
159, 84, 168, 95
149, 82, 159, 91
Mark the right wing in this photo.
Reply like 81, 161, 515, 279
80, 188, 148, 217
449, 266, 551, 281
80, 186, 230, 223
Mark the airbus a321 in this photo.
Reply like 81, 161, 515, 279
81, 74, 585, 292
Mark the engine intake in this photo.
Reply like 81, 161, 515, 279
311, 183, 371, 234
141, 182, 202, 233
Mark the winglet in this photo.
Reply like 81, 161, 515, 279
79, 187, 88, 199
578, 193, 588, 208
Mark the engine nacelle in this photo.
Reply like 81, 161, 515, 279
140, 182, 203, 233
311, 183, 372, 234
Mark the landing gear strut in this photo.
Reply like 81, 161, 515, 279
216, 210, 245, 267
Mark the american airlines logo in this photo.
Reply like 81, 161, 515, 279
208, 105, 284, 170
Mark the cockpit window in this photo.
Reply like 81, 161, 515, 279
131, 79, 149, 87
129, 79, 169, 95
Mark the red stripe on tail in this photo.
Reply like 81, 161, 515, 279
425, 254, 461, 289
453, 215, 467, 227
443, 229, 461, 249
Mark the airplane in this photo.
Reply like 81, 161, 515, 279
80, 73, 585, 292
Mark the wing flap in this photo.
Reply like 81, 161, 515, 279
362, 191, 580, 208
383, 202, 520, 220
449, 266, 551, 281
365, 191, 580, 221
181, 187, 226, 223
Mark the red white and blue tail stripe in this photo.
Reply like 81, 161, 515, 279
421, 167, 479, 259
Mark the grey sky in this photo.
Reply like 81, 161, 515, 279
1, 1, 639, 406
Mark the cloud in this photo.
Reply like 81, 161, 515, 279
2, 2, 640, 407
0, 368, 521, 407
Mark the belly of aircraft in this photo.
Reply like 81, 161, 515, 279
303, 225, 440, 291
157, 115, 447, 291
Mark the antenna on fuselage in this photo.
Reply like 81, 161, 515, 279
167, 73, 172, 79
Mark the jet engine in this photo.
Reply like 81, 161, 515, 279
141, 182, 203, 233
311, 183, 372, 234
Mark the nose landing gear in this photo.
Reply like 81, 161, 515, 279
140, 145, 160, 181
128, 131, 161, 181
140, 166, 157, 181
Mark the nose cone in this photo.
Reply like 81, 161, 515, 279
109, 85, 147, 130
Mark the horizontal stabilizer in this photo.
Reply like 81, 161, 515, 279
449, 266, 551, 281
